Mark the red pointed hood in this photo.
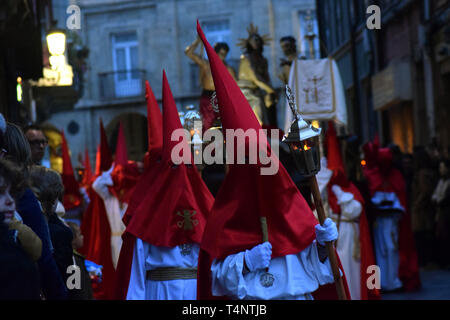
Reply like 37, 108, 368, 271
161, 71, 192, 163
95, 144, 101, 176
125, 71, 214, 247
99, 119, 113, 173
196, 21, 318, 261
325, 121, 348, 187
197, 21, 268, 164
361, 142, 420, 292
145, 80, 163, 161
377, 147, 393, 174
61, 131, 82, 210
81, 147, 94, 187
122, 81, 164, 225
114, 122, 128, 166
325, 122, 345, 174
362, 134, 380, 169
110, 122, 140, 203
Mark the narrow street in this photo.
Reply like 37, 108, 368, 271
382, 269, 450, 300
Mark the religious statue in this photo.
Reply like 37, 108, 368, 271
184, 36, 236, 132
278, 36, 298, 85
237, 24, 277, 126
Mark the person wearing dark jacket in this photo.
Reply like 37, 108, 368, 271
0, 216, 41, 299
3, 123, 67, 299
0, 158, 41, 300
67, 221, 94, 300
30, 166, 75, 298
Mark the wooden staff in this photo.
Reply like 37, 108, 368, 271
260, 217, 269, 272
260, 217, 269, 243
309, 177, 347, 300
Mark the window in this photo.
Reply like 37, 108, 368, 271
200, 19, 231, 57
111, 32, 141, 97
298, 10, 320, 59
190, 19, 232, 91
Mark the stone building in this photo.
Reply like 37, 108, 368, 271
43, 0, 319, 165
317, 0, 450, 155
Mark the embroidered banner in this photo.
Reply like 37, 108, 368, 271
284, 58, 347, 132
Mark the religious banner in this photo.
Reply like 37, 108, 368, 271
284, 58, 347, 133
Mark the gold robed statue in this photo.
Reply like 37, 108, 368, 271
237, 24, 278, 126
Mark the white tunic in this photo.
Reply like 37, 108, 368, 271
330, 187, 363, 300
371, 192, 403, 291
211, 240, 336, 300
92, 168, 126, 269
126, 239, 199, 300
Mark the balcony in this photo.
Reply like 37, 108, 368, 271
98, 69, 146, 101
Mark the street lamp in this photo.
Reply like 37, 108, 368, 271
46, 28, 66, 56
282, 85, 347, 300
46, 28, 67, 72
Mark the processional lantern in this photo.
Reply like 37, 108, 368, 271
282, 85, 348, 300
282, 85, 321, 177
183, 106, 204, 171
75, 165, 85, 182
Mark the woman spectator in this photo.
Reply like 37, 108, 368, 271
3, 122, 67, 299
29, 166, 75, 298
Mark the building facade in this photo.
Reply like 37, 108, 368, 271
317, 0, 450, 155
41, 0, 320, 165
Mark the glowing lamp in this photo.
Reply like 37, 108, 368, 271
282, 86, 321, 177
46, 29, 66, 56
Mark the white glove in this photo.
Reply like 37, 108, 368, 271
315, 218, 338, 246
331, 185, 354, 204
99, 166, 114, 186
244, 242, 272, 272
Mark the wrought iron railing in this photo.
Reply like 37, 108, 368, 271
98, 69, 146, 100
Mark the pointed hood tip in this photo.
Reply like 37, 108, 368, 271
99, 118, 113, 172
326, 121, 347, 182
115, 121, 128, 166
161, 72, 186, 162
196, 20, 261, 134
144, 79, 163, 156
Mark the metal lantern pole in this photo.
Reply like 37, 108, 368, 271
283, 86, 347, 300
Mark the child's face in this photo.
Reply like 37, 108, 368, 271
0, 177, 15, 224
71, 225, 84, 250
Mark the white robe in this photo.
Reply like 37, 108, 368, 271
330, 188, 363, 300
126, 239, 199, 300
211, 241, 336, 300
371, 192, 403, 291
92, 168, 126, 269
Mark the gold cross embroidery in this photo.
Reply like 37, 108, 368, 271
309, 76, 323, 103
176, 210, 199, 231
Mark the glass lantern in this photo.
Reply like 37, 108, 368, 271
282, 86, 322, 178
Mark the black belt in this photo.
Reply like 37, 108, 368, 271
146, 267, 197, 281
201, 90, 215, 97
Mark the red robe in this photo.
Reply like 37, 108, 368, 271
196, 21, 350, 300
363, 147, 420, 291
